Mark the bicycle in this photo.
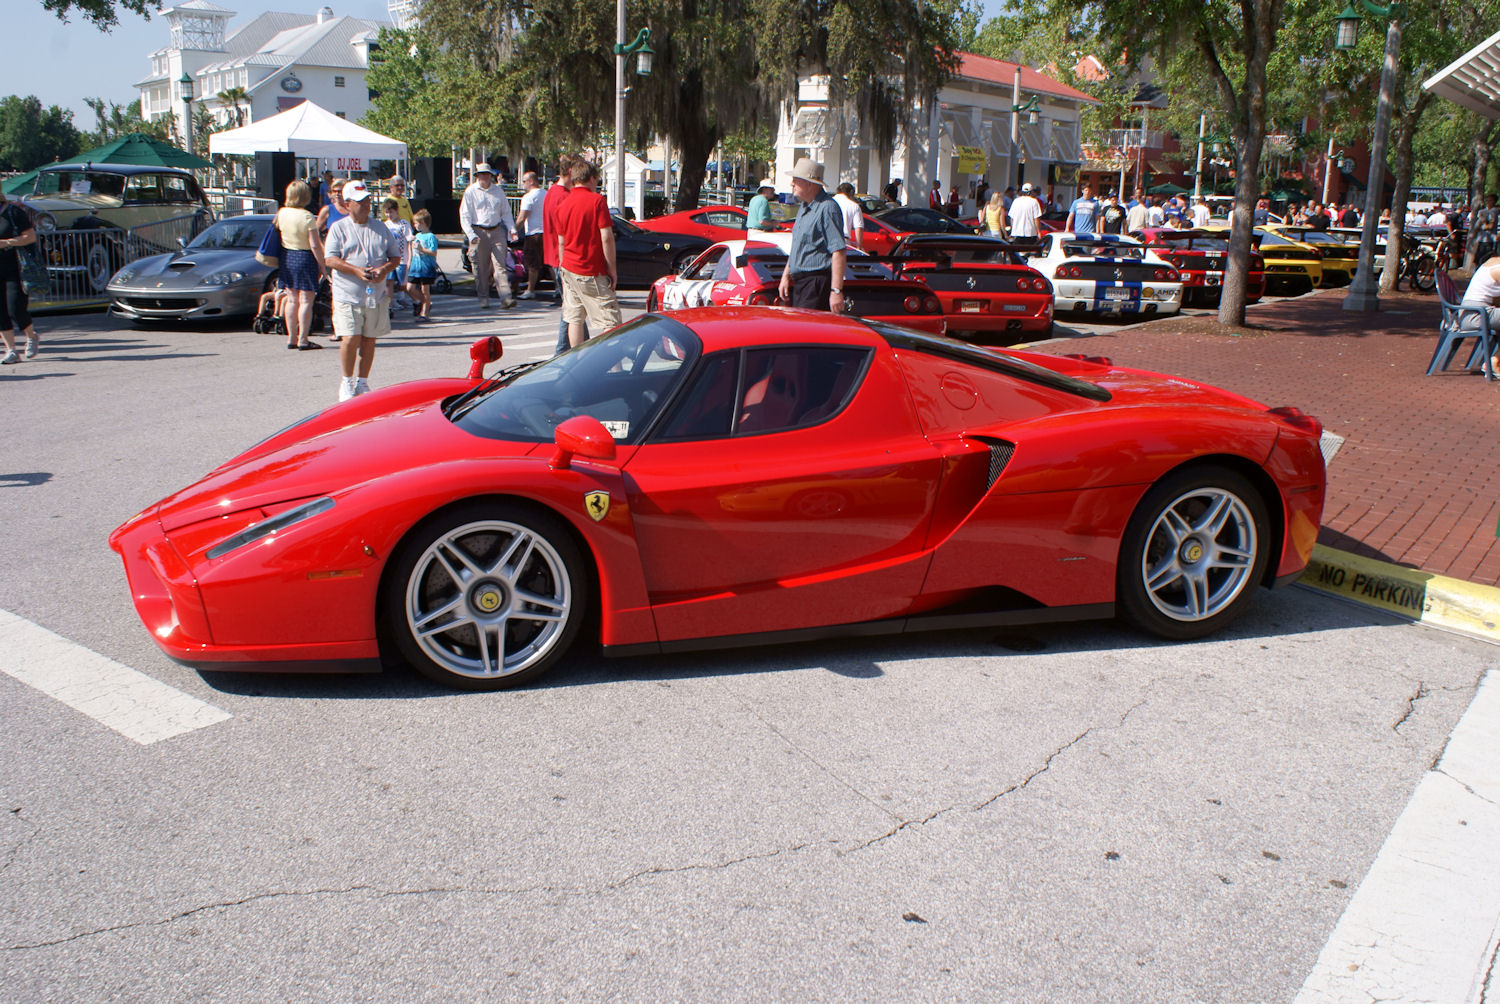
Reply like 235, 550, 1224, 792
1396, 238, 1437, 292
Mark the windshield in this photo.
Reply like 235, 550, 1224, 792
613, 215, 644, 234
189, 218, 270, 250
900, 242, 1027, 265
1281, 229, 1343, 245
34, 170, 126, 199
1155, 236, 1231, 252
450, 315, 699, 443
1063, 242, 1146, 259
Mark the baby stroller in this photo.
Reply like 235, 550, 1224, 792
459, 240, 524, 290
251, 277, 333, 333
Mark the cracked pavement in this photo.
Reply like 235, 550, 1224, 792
4, 586, 1496, 1001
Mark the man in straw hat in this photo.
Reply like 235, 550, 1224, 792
459, 162, 518, 309
777, 158, 848, 313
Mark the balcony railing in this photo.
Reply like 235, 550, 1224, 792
1107, 128, 1164, 151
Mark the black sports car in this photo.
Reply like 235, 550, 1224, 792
610, 215, 712, 287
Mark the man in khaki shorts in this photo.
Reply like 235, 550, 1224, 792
324, 180, 400, 401
554, 159, 621, 348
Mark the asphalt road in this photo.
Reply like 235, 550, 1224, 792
1, 294, 1493, 1001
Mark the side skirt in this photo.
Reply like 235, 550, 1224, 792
603, 603, 1115, 658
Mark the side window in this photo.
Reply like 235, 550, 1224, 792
710, 253, 733, 281
704, 211, 745, 229
162, 175, 192, 204
682, 246, 726, 280
656, 352, 738, 440
737, 347, 869, 434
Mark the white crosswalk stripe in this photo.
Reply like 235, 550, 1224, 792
0, 609, 231, 745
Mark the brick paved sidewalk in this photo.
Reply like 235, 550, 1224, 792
1032, 288, 1500, 587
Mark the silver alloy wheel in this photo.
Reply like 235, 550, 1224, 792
1140, 487, 1258, 622
404, 519, 572, 680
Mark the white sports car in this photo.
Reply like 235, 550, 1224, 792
1027, 232, 1183, 317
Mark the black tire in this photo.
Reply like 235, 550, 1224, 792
1411, 256, 1436, 292
383, 501, 588, 690
433, 275, 453, 295
1116, 466, 1270, 640
671, 251, 696, 275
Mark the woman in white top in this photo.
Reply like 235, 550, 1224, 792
1459, 255, 1500, 374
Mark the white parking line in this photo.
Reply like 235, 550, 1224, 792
0, 609, 231, 745
1295, 670, 1500, 1003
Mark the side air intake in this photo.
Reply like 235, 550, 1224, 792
986, 440, 1015, 489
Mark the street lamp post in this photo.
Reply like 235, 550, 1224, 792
179, 71, 195, 156
1337, 0, 1406, 313
1008, 66, 1040, 192
611, 8, 654, 215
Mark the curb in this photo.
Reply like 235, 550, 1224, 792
1299, 543, 1500, 642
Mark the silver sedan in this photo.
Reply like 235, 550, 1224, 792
107, 214, 277, 323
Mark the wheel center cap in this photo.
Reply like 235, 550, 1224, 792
1180, 540, 1205, 563
473, 584, 506, 614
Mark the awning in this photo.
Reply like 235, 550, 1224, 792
1424, 27, 1500, 119
208, 100, 407, 162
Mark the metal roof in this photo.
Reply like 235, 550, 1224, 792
1423, 26, 1500, 119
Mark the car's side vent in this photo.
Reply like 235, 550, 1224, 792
986, 440, 1015, 489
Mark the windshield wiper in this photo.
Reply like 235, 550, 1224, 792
442, 360, 544, 419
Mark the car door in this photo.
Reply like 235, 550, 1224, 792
621, 342, 943, 642
660, 245, 725, 309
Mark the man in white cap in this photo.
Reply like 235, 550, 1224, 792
747, 178, 776, 233
777, 158, 847, 312
459, 162, 517, 309
1009, 182, 1042, 238
324, 179, 401, 401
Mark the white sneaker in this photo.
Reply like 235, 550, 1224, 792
354, 377, 370, 396
23, 338, 37, 359
0, 350, 18, 365
518, 291, 535, 300
338, 376, 358, 402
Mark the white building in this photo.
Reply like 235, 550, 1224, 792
136, 2, 389, 143
775, 52, 1095, 208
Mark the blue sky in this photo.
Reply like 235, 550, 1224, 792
17, 0, 1011, 130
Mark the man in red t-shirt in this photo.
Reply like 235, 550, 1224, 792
542, 153, 578, 354
554, 159, 621, 349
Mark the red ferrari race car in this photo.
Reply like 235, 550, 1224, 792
635, 204, 771, 243
645, 236, 946, 335
888, 233, 1053, 342
111, 308, 1329, 691
1137, 228, 1266, 306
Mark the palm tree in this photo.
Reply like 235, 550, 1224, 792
217, 87, 250, 128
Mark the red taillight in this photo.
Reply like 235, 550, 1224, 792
903, 295, 923, 312
1269, 405, 1323, 436
1153, 268, 1170, 280
924, 296, 940, 313
1067, 265, 1083, 278
1015, 277, 1030, 291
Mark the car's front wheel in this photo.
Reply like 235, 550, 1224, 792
1116, 467, 1270, 640
385, 502, 588, 690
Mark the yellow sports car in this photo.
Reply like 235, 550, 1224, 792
1201, 221, 1322, 295
1263, 224, 1357, 286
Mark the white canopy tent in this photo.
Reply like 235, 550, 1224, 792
209, 100, 407, 175
1423, 28, 1500, 119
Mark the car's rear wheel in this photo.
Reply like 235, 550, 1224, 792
385, 501, 587, 690
671, 251, 696, 275
85, 240, 119, 295
1116, 467, 1269, 640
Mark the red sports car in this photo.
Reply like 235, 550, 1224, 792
110, 309, 1329, 691
635, 204, 758, 243
1138, 228, 1266, 305
889, 234, 1053, 342
645, 237, 947, 335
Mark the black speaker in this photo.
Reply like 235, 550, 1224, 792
414, 157, 453, 199
256, 151, 296, 204
414, 197, 460, 235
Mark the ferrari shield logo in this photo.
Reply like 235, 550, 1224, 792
584, 491, 610, 521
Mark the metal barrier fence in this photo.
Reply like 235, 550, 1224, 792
27, 211, 210, 312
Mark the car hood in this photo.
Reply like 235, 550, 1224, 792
151, 385, 543, 532
23, 193, 119, 215
117, 248, 259, 282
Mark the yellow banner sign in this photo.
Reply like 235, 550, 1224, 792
955, 145, 987, 175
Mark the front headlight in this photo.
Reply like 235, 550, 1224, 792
199, 270, 246, 286
112, 266, 137, 285
33, 212, 56, 233
205, 496, 336, 559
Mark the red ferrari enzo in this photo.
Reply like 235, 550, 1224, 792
111, 309, 1328, 691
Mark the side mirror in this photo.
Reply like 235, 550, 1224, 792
466, 335, 503, 380
551, 415, 617, 469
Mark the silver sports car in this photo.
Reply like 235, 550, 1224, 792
107, 214, 277, 322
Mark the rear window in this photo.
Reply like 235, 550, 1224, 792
1063, 242, 1146, 259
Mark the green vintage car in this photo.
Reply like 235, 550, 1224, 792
17, 162, 215, 295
